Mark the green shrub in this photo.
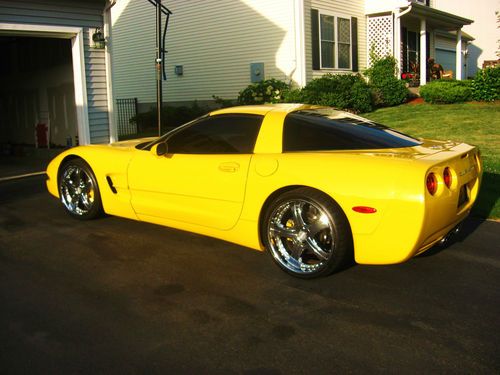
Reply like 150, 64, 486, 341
284, 74, 373, 113
419, 80, 473, 104
472, 66, 500, 101
364, 55, 409, 107
238, 79, 290, 104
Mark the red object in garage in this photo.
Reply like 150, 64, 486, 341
35, 123, 49, 148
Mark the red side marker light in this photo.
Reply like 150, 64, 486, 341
352, 206, 377, 214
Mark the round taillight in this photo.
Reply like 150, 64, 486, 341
426, 173, 437, 195
443, 167, 452, 188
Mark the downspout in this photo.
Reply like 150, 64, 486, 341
292, 0, 306, 87
396, 5, 413, 19
104, 0, 117, 142
393, 5, 413, 79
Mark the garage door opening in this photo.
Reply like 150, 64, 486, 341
0, 35, 80, 178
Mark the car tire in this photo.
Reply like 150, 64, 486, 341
262, 188, 352, 279
58, 158, 103, 220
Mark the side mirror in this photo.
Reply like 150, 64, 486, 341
152, 142, 168, 156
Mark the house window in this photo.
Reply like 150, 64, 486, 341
319, 12, 351, 70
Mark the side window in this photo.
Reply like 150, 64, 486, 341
166, 114, 263, 154
283, 111, 421, 151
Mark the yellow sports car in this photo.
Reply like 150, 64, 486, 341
46, 104, 482, 278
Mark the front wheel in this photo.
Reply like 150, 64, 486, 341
58, 158, 103, 220
262, 188, 352, 279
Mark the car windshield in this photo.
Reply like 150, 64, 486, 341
283, 109, 422, 152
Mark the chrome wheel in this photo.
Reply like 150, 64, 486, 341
60, 163, 97, 217
267, 198, 335, 275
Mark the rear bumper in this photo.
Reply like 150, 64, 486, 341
413, 214, 467, 256
354, 146, 482, 265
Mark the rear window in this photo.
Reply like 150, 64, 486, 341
283, 109, 421, 152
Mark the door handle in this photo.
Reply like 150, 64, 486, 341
218, 162, 240, 173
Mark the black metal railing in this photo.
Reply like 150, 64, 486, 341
116, 98, 138, 136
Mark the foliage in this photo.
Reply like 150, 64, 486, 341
364, 54, 409, 107
283, 74, 373, 113
471, 66, 500, 101
363, 102, 500, 219
419, 80, 473, 104
237, 79, 290, 104
212, 95, 235, 108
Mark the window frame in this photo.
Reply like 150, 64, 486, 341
318, 10, 352, 71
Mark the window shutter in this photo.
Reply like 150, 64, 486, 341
426, 31, 430, 60
311, 9, 320, 70
351, 17, 358, 72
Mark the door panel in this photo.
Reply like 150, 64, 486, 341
128, 151, 252, 230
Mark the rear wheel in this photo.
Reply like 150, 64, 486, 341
59, 159, 102, 220
262, 188, 352, 279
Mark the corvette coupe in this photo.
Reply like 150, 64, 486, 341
46, 104, 482, 278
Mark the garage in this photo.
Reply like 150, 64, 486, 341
0, 0, 114, 178
435, 47, 457, 78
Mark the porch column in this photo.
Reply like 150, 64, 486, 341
456, 29, 462, 80
419, 19, 427, 86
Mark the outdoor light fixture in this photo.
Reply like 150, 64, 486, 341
92, 27, 106, 49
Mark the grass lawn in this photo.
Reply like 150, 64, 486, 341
363, 101, 500, 220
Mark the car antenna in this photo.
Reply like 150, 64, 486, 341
145, 0, 172, 136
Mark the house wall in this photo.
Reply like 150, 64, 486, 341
302, 0, 367, 81
365, 0, 434, 15
111, 0, 298, 104
433, 0, 499, 75
0, 0, 110, 144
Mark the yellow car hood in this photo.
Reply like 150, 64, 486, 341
108, 137, 157, 149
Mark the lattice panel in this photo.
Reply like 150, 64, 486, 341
367, 15, 394, 65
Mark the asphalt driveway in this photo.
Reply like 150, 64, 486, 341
1, 175, 499, 374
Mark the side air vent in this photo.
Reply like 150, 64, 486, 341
106, 176, 117, 194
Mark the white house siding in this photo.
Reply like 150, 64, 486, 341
111, 0, 297, 103
433, 0, 499, 74
365, 0, 434, 14
0, 0, 110, 144
305, 0, 367, 81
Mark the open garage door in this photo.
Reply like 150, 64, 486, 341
0, 24, 91, 179
0, 36, 78, 150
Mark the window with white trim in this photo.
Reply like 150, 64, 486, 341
319, 12, 352, 70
